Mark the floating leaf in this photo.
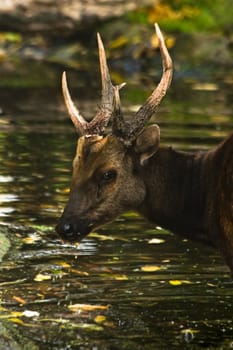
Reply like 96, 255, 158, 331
169, 280, 182, 286
141, 265, 162, 272
0, 311, 22, 319
148, 238, 165, 244
34, 273, 51, 282
22, 310, 40, 318
9, 318, 25, 325
13, 295, 26, 305
68, 304, 110, 312
169, 280, 192, 286
94, 315, 106, 323
114, 274, 128, 280
9, 318, 38, 327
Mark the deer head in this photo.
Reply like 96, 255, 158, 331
56, 24, 173, 242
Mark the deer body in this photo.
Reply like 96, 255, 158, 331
138, 134, 233, 271
56, 24, 233, 274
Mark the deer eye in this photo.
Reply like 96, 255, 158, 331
102, 170, 117, 183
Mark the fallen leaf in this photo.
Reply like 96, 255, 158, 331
113, 274, 128, 280
68, 304, 110, 312
68, 304, 109, 312
169, 280, 192, 286
94, 315, 106, 323
148, 238, 165, 244
141, 265, 162, 272
13, 295, 26, 305
22, 310, 40, 318
34, 273, 51, 282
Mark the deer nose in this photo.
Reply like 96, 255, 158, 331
55, 217, 92, 243
56, 221, 80, 241
63, 223, 74, 235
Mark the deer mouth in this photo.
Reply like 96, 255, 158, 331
56, 218, 95, 243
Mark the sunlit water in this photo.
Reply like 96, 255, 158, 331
0, 61, 232, 349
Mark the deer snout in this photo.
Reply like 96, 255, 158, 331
56, 216, 92, 243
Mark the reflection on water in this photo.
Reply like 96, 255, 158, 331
0, 62, 232, 349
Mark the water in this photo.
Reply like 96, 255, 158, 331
0, 57, 233, 349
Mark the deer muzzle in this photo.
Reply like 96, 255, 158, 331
56, 216, 93, 242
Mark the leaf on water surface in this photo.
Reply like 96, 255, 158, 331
34, 273, 51, 282
22, 310, 40, 318
113, 274, 128, 280
148, 238, 165, 244
68, 304, 110, 312
140, 265, 164, 272
9, 318, 38, 327
13, 295, 26, 305
169, 280, 192, 286
94, 315, 106, 323
0, 311, 23, 319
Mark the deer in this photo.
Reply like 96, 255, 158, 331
56, 24, 233, 274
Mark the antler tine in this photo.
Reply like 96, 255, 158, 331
62, 71, 88, 135
128, 23, 173, 141
88, 33, 115, 134
112, 82, 128, 139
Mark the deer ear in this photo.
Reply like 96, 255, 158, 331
135, 124, 160, 165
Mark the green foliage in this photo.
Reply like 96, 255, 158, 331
126, 0, 233, 33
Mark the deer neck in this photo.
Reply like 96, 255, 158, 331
138, 147, 213, 244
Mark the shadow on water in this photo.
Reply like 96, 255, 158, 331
0, 55, 233, 349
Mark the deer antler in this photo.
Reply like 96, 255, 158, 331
112, 23, 173, 145
62, 33, 116, 136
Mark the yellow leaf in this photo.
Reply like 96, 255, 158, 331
148, 238, 165, 244
94, 315, 106, 323
141, 265, 162, 272
55, 261, 71, 268
114, 274, 128, 280
9, 318, 25, 325
169, 280, 182, 286
68, 304, 110, 312
169, 280, 192, 286
34, 273, 51, 282
9, 318, 38, 327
